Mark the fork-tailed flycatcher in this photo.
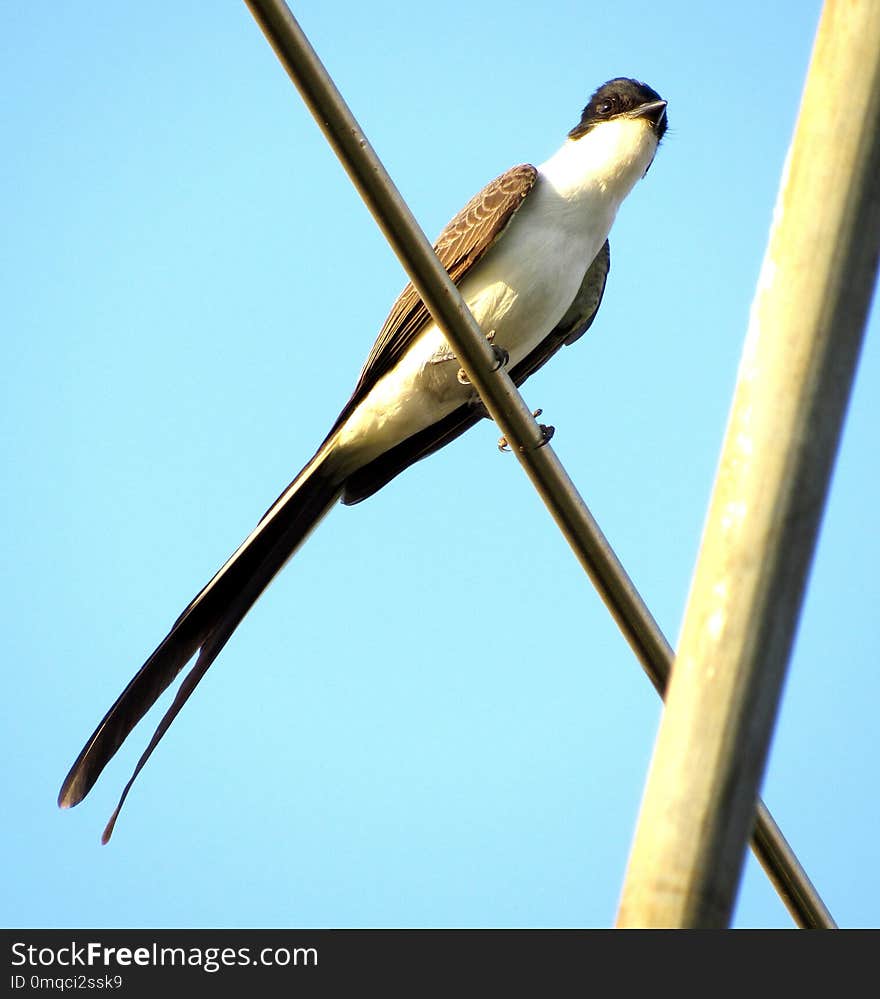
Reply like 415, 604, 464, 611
59, 77, 667, 840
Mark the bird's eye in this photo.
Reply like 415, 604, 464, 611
598, 98, 615, 115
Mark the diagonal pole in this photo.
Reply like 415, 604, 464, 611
243, 0, 836, 928
617, 0, 880, 928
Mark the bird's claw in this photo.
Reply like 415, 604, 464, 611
489, 344, 510, 371
457, 344, 510, 385
498, 410, 555, 452
537, 422, 555, 447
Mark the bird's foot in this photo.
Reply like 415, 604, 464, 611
456, 343, 509, 385
498, 409, 555, 452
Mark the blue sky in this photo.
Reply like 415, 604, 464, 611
3, 1, 877, 929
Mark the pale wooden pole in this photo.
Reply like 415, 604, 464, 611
617, 0, 880, 928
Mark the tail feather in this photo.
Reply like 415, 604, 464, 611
58, 452, 343, 838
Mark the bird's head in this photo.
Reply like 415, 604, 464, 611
569, 78, 668, 143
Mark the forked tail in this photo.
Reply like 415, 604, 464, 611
58, 450, 343, 841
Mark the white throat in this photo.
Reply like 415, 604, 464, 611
538, 117, 659, 207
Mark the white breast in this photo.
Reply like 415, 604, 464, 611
332, 116, 659, 472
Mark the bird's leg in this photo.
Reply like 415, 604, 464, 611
498, 409, 555, 452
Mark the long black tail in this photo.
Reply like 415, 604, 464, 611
58, 449, 343, 842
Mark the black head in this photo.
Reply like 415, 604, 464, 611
569, 78, 668, 142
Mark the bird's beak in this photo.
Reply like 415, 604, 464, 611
628, 99, 668, 137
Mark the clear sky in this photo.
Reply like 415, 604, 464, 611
4, 1, 877, 929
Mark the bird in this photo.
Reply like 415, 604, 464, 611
59, 77, 668, 841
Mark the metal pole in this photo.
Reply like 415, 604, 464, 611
617, 0, 880, 928
243, 0, 836, 927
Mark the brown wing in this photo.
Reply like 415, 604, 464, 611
341, 241, 611, 505
324, 164, 539, 440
